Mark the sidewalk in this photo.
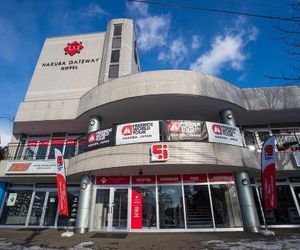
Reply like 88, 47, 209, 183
0, 228, 299, 249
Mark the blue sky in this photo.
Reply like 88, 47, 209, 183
0, 0, 297, 146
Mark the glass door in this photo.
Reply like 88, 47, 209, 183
93, 188, 128, 231
28, 191, 47, 226
43, 191, 58, 227
112, 188, 128, 229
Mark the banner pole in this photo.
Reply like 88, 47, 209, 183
260, 136, 275, 236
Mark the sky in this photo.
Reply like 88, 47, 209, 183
0, 0, 298, 146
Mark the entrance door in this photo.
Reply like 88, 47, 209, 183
93, 188, 128, 231
28, 191, 47, 226
27, 190, 58, 227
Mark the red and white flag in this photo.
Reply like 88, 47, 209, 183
261, 136, 277, 211
55, 148, 69, 217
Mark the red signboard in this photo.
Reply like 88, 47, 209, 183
96, 176, 130, 185
261, 136, 277, 211
27, 140, 38, 147
151, 144, 169, 162
131, 189, 143, 229
66, 139, 76, 145
182, 174, 207, 183
51, 139, 65, 145
55, 149, 69, 217
132, 175, 156, 185
208, 173, 234, 182
157, 174, 182, 184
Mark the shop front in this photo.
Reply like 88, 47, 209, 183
0, 184, 80, 228
90, 173, 243, 232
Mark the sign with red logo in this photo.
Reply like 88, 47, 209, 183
64, 41, 84, 56
55, 149, 69, 217
132, 175, 156, 185
86, 128, 115, 150
95, 176, 130, 185
122, 125, 133, 136
183, 174, 207, 183
261, 136, 277, 211
157, 175, 182, 184
165, 120, 207, 142
208, 173, 234, 182
116, 121, 160, 145
151, 144, 169, 162
206, 121, 243, 146
131, 189, 143, 229
168, 121, 181, 133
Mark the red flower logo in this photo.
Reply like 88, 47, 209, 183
64, 41, 84, 56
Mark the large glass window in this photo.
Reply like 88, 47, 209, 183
158, 186, 184, 228
48, 139, 65, 159
210, 184, 242, 228
132, 186, 157, 228
265, 186, 300, 225
184, 185, 213, 228
64, 139, 76, 159
0, 190, 33, 225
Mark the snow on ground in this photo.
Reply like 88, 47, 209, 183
0, 236, 299, 249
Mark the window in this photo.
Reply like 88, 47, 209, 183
110, 50, 120, 63
108, 64, 119, 78
112, 37, 121, 49
113, 25, 122, 36
134, 40, 138, 65
158, 185, 185, 228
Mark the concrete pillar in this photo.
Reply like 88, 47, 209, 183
88, 115, 101, 133
220, 109, 260, 233
76, 175, 93, 234
235, 172, 260, 233
220, 109, 236, 127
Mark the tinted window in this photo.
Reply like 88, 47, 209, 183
110, 50, 120, 63
112, 37, 121, 49
108, 65, 119, 78
114, 25, 122, 36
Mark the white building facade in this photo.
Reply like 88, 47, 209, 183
0, 18, 300, 234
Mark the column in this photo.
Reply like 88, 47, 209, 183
76, 175, 93, 233
76, 115, 101, 233
220, 109, 260, 233
88, 115, 101, 133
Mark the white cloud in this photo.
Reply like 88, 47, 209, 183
136, 15, 170, 51
191, 35, 201, 50
126, 2, 149, 16
127, 1, 170, 52
158, 37, 187, 67
0, 122, 12, 147
85, 3, 107, 18
190, 17, 258, 75
64, 3, 107, 22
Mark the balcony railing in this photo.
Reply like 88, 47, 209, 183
1, 120, 299, 162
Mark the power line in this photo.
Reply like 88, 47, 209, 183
127, 0, 300, 23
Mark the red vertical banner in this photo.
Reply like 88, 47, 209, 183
261, 136, 277, 211
55, 148, 69, 217
131, 189, 143, 229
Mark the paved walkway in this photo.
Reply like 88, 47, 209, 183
0, 228, 299, 249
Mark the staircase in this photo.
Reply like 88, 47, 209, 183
185, 201, 213, 227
